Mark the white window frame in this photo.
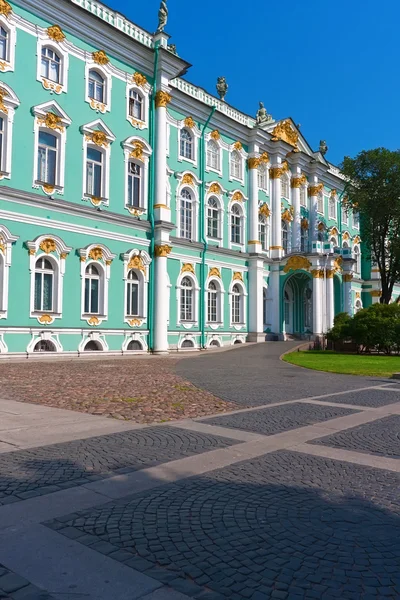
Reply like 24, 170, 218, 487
229, 279, 247, 328
27, 334, 63, 354
0, 224, 18, 318
317, 191, 324, 214
300, 185, 307, 207
352, 210, 360, 229
329, 195, 337, 219
257, 162, 269, 193
281, 173, 290, 200
353, 245, 361, 276
122, 136, 152, 215
229, 147, 246, 185
205, 276, 224, 327
229, 199, 246, 250
282, 220, 291, 254
176, 271, 200, 328
32, 101, 71, 195
177, 121, 200, 167
300, 226, 308, 253
206, 135, 224, 176
206, 193, 224, 243
81, 119, 115, 206
36, 34, 69, 94
79, 244, 116, 323
84, 61, 112, 113
126, 81, 149, 130
0, 14, 16, 73
175, 176, 200, 241
122, 249, 151, 326
0, 83, 19, 179
259, 215, 270, 253
27, 234, 71, 322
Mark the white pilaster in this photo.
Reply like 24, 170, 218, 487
326, 271, 335, 330
153, 243, 171, 353
312, 270, 323, 336
248, 256, 265, 342
247, 156, 261, 253
154, 89, 171, 222
269, 266, 281, 336
309, 175, 320, 245
270, 162, 284, 259
291, 175, 301, 253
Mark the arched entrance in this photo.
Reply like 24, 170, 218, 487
283, 272, 313, 337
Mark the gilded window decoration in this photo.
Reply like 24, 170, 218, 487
283, 256, 312, 273
88, 247, 103, 261
282, 208, 293, 222
318, 222, 326, 232
88, 316, 100, 326
184, 116, 195, 129
132, 72, 147, 87
128, 318, 143, 327
38, 314, 54, 324
308, 183, 324, 196
0, 0, 12, 17
47, 25, 66, 43
0, 87, 9, 114
181, 263, 195, 274
233, 272, 243, 282
271, 120, 299, 150
370, 290, 382, 297
127, 254, 145, 272
210, 129, 220, 140
291, 174, 307, 188
39, 238, 57, 254
129, 140, 144, 160
233, 141, 242, 151
259, 203, 270, 218
209, 182, 222, 194
301, 217, 309, 230
92, 50, 109, 65
182, 173, 194, 185
232, 191, 244, 202
37, 112, 64, 132
85, 130, 108, 147
209, 267, 221, 278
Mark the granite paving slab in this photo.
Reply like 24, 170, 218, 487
0, 562, 54, 599
307, 389, 400, 407
201, 402, 358, 436
47, 450, 400, 600
309, 415, 400, 459
0, 427, 238, 505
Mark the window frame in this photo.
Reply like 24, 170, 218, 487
81, 119, 116, 206
79, 244, 116, 324
230, 149, 242, 181
230, 202, 244, 248
179, 127, 194, 161
176, 181, 199, 242
36, 36, 69, 94
126, 80, 150, 130
0, 83, 19, 179
0, 16, 16, 73
0, 224, 18, 319
258, 215, 270, 252
206, 278, 223, 326
328, 194, 337, 220
122, 136, 152, 214
281, 173, 290, 200
84, 61, 111, 112
230, 281, 246, 327
88, 69, 106, 104
206, 138, 222, 175
257, 162, 269, 192
177, 271, 199, 327
282, 220, 290, 254
317, 191, 324, 214
206, 195, 223, 242
36, 130, 58, 187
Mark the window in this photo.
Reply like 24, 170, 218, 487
342, 206, 348, 225
86, 147, 103, 198
207, 281, 219, 322
180, 277, 193, 321
34, 339, 56, 352
127, 340, 143, 351
231, 204, 242, 244
127, 162, 142, 207
84, 263, 100, 314
126, 270, 139, 316
181, 339, 194, 348
0, 116, 4, 171
282, 220, 289, 253
258, 163, 268, 190
317, 192, 324, 213
129, 89, 143, 120
353, 211, 360, 228
207, 197, 219, 239
300, 227, 308, 252
230, 150, 242, 179
343, 241, 349, 250
355, 299, 362, 314
259, 217, 269, 251
41, 47, 61, 83
317, 231, 324, 242
210, 339, 220, 348
207, 140, 220, 170
180, 189, 193, 240
354, 246, 361, 274
37, 131, 57, 185
34, 257, 54, 312
84, 340, 102, 351
300, 187, 306, 206
231, 283, 243, 324
330, 236, 338, 247
88, 70, 105, 103
0, 26, 8, 61
180, 128, 193, 160
281, 174, 289, 199
329, 195, 336, 219
303, 286, 312, 329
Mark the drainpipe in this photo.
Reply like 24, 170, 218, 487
147, 43, 160, 352
199, 106, 216, 349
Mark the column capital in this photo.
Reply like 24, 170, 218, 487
308, 183, 323, 196
270, 161, 289, 179
154, 244, 172, 257
343, 273, 353, 282
311, 268, 324, 279
155, 90, 172, 108
291, 174, 307, 188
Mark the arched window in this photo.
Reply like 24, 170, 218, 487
180, 128, 193, 160
317, 231, 324, 242
282, 220, 289, 253
207, 140, 220, 170
180, 188, 193, 240
86, 147, 103, 198
37, 131, 57, 185
317, 191, 324, 213
34, 339, 56, 352
84, 340, 102, 351
88, 70, 105, 103
300, 227, 308, 252
257, 163, 268, 190
41, 47, 61, 83
0, 116, 4, 171
303, 285, 312, 329
263, 288, 268, 326
259, 216, 269, 251
353, 211, 360, 228
180, 276, 194, 322
354, 246, 361, 274
355, 299, 362, 314
126, 270, 140, 317
230, 150, 242, 179
329, 195, 336, 219
231, 204, 242, 244
181, 339, 194, 348
231, 283, 244, 324
207, 281, 220, 323
84, 263, 101, 314
129, 89, 143, 120
300, 186, 307, 206
233, 339, 243, 344
34, 257, 54, 312
0, 26, 8, 61
207, 197, 220, 239
330, 236, 338, 247
281, 174, 289, 199
127, 340, 143, 351
343, 241, 349, 250
127, 161, 142, 207
342, 206, 348, 225
210, 339, 220, 348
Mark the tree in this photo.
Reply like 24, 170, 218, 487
341, 148, 400, 304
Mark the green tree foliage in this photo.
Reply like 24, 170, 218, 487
341, 148, 400, 304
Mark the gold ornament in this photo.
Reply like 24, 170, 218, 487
89, 247, 103, 261
0, 0, 12, 17
38, 314, 53, 324
355, 291, 361, 299
86, 131, 108, 147
154, 244, 172, 257
326, 269, 334, 279
370, 290, 382, 297
282, 208, 293, 222
42, 184, 55, 194
308, 183, 324, 196
0, 87, 8, 114
184, 116, 195, 128
260, 152, 269, 163
311, 269, 324, 279
301, 217, 309, 230
259, 203, 271, 218
182, 173, 194, 185
283, 256, 311, 273
232, 191, 244, 202
28, 249, 36, 256
209, 182, 222, 194
343, 273, 353, 282
155, 90, 171, 108
0, 238, 4, 254
343, 232, 350, 241
90, 197, 102, 206
330, 189, 337, 197
233, 272, 243, 282
90, 99, 106, 113
105, 260, 112, 266
333, 256, 343, 272
0, 61, 7, 71
92, 50, 109, 65
209, 267, 221, 278
128, 318, 142, 327
318, 222, 326, 232
38, 112, 64, 132
181, 263, 195, 274
291, 174, 307, 188
329, 226, 339, 236
132, 72, 147, 87
47, 25, 65, 42
39, 238, 56, 254
353, 235, 361, 244
60, 253, 68, 260
88, 316, 100, 326
210, 129, 220, 140
129, 140, 144, 160
233, 141, 242, 151
42, 79, 62, 94
269, 165, 288, 179
128, 255, 145, 272
271, 120, 299, 150
247, 157, 260, 170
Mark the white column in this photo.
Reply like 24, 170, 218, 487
270, 166, 283, 259
326, 271, 335, 330
153, 244, 171, 354
343, 273, 353, 315
269, 266, 281, 336
309, 177, 320, 247
247, 157, 261, 253
153, 90, 171, 222
248, 257, 265, 342
291, 177, 301, 252
312, 270, 323, 336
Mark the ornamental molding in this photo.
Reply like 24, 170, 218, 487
233, 141, 242, 151
87, 316, 101, 326
38, 314, 54, 325
92, 50, 109, 65
89, 247, 103, 261
0, 87, 9, 114
326, 269, 334, 279
308, 183, 324, 196
247, 151, 269, 170
0, 0, 12, 17
39, 238, 57, 254
128, 254, 146, 272
27, 234, 71, 257
343, 231, 350, 241
330, 188, 337, 198
283, 256, 312, 273
269, 161, 289, 180
182, 173, 194, 185
129, 140, 145, 160
85, 130, 109, 147
209, 267, 221, 278
259, 203, 270, 218
271, 120, 299, 150
355, 291, 361, 299
231, 191, 244, 203
353, 235, 361, 244
128, 318, 143, 327
47, 25, 65, 42
208, 182, 223, 195
282, 207, 294, 222
329, 226, 339, 236
318, 222, 326, 232
301, 217, 309, 230
333, 256, 343, 273
291, 174, 307, 188
184, 116, 195, 129
37, 112, 64, 132
79, 244, 116, 264
132, 72, 147, 87
155, 90, 171, 108
232, 271, 243, 282
154, 244, 172, 257
181, 263, 195, 275
210, 129, 220, 140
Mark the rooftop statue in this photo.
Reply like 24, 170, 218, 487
256, 101, 272, 125
156, 0, 168, 33
319, 140, 328, 156
167, 44, 177, 55
216, 77, 228, 101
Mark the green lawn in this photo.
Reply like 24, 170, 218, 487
282, 351, 400, 377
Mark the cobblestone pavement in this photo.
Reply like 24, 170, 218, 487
202, 403, 358, 435
0, 357, 240, 423
47, 450, 400, 600
0, 563, 53, 599
308, 389, 400, 407
0, 427, 238, 505
310, 415, 400, 458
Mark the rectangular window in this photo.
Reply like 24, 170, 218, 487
231, 216, 241, 244
353, 211, 360, 228
127, 162, 141, 207
126, 283, 139, 316
34, 272, 53, 312
232, 295, 241, 324
86, 147, 103, 198
342, 206, 348, 225
0, 27, 7, 61
0, 116, 3, 171
37, 131, 57, 185
207, 292, 217, 322
329, 199, 336, 219
317, 194, 324, 213
259, 221, 268, 251
180, 200, 192, 240
180, 288, 193, 321
300, 187, 306, 206
84, 278, 99, 314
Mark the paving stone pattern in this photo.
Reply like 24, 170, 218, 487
310, 415, 400, 458
202, 402, 358, 436
0, 563, 53, 599
309, 389, 400, 408
47, 450, 400, 600
0, 427, 238, 505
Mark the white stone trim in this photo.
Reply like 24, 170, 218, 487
27, 332, 63, 353
178, 334, 199, 350
0, 83, 20, 179
81, 119, 116, 206
79, 243, 116, 322
122, 248, 151, 326
176, 269, 200, 328
228, 278, 247, 329
0, 14, 16, 73
175, 179, 200, 242
125, 80, 150, 130
205, 274, 225, 328
0, 224, 18, 319
36, 33, 70, 94
84, 60, 112, 113
122, 333, 148, 352
228, 142, 247, 186
122, 136, 152, 215
205, 190, 225, 245
205, 133, 227, 177
228, 197, 246, 251
78, 332, 109, 352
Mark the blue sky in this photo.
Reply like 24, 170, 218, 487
108, 0, 398, 165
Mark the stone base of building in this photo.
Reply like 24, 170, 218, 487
247, 332, 266, 343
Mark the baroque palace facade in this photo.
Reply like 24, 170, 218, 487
0, 0, 385, 356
